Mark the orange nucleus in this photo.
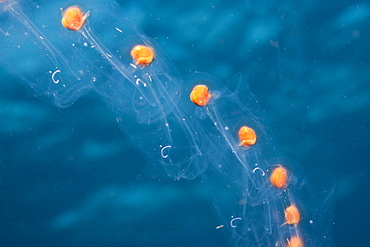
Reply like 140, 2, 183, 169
130, 45, 155, 66
62, 6, 89, 31
270, 166, 288, 189
190, 85, 211, 106
238, 126, 257, 147
284, 205, 300, 225
286, 236, 303, 247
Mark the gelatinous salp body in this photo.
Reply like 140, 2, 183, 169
180, 72, 336, 247
0, 0, 96, 107
66, 1, 205, 179
0, 1, 337, 246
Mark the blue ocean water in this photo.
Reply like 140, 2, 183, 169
0, 0, 369, 246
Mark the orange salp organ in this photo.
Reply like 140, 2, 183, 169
61, 6, 89, 31
270, 166, 288, 189
238, 126, 257, 147
284, 205, 300, 225
190, 85, 211, 106
286, 236, 304, 247
130, 45, 155, 66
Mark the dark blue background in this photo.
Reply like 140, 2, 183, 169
1, 0, 369, 246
